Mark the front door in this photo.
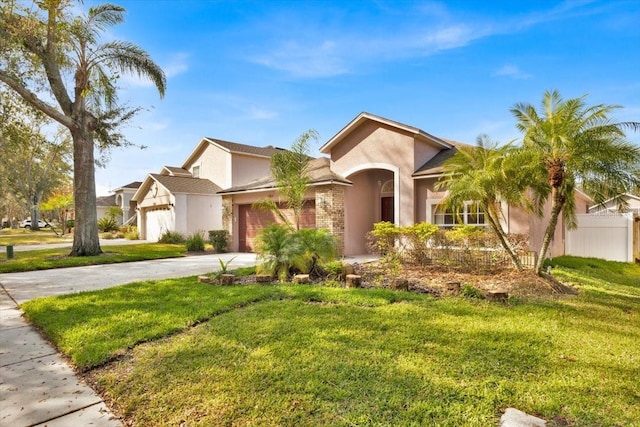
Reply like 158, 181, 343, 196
381, 196, 394, 223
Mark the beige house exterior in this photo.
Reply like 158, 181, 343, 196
132, 138, 283, 241
220, 112, 590, 257
130, 112, 591, 259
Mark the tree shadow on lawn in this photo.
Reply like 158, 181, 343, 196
93, 298, 556, 426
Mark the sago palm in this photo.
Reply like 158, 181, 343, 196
511, 90, 640, 274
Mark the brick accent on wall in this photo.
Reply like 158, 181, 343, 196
315, 185, 345, 255
222, 196, 233, 242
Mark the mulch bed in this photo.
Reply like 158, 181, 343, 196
229, 261, 577, 299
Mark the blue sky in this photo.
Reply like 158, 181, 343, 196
87, 0, 640, 196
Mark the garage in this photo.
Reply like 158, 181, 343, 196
238, 201, 316, 252
144, 207, 173, 242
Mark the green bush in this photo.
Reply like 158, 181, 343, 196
291, 228, 338, 277
322, 260, 345, 281
98, 217, 119, 232
185, 232, 206, 252
461, 284, 485, 299
208, 230, 229, 253
158, 230, 185, 244
254, 223, 296, 282
124, 226, 139, 240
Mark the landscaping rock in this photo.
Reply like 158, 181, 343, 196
500, 407, 546, 427
219, 274, 235, 285
486, 290, 509, 302
444, 281, 461, 295
293, 274, 310, 284
256, 274, 272, 284
391, 279, 409, 291
198, 275, 214, 284
345, 274, 362, 288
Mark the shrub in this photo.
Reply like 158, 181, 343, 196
322, 260, 345, 281
158, 230, 185, 244
208, 230, 229, 253
254, 223, 296, 282
291, 228, 338, 277
368, 221, 399, 255
185, 232, 206, 252
98, 217, 119, 232
124, 226, 139, 240
461, 284, 485, 299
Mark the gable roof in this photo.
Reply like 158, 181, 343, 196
132, 174, 222, 202
412, 140, 472, 178
588, 193, 640, 212
218, 157, 352, 195
162, 166, 192, 177
181, 137, 286, 170
96, 194, 117, 207
151, 174, 222, 195
320, 112, 453, 154
112, 181, 142, 192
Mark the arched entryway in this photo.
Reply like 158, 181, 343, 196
342, 164, 398, 255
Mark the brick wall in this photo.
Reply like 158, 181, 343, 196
315, 185, 345, 255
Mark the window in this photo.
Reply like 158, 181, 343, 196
192, 165, 200, 178
432, 202, 486, 228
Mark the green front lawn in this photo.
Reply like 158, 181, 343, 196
21, 259, 640, 426
0, 243, 186, 273
0, 227, 69, 245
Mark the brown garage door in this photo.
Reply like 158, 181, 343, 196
238, 201, 316, 252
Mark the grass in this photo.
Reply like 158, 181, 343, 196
21, 258, 640, 426
0, 227, 70, 245
0, 243, 186, 273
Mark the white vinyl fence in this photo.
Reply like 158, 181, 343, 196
565, 213, 636, 262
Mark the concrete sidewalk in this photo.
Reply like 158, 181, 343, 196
0, 252, 258, 426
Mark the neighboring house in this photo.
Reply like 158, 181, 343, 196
132, 138, 284, 242
588, 193, 640, 215
131, 112, 591, 258
113, 181, 142, 225
96, 194, 119, 223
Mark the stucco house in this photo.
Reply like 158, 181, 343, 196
220, 112, 590, 257
113, 181, 142, 225
132, 138, 284, 242
131, 112, 590, 258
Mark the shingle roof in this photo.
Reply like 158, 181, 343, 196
96, 194, 117, 207
121, 181, 142, 189
204, 137, 286, 158
412, 139, 472, 177
151, 174, 222, 195
218, 157, 351, 194
162, 166, 192, 177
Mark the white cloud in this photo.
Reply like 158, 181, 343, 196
249, 105, 278, 120
249, 1, 594, 79
163, 53, 190, 78
493, 64, 532, 80
252, 40, 348, 78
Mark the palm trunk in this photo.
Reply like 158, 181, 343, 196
69, 127, 101, 256
485, 204, 523, 271
535, 187, 565, 275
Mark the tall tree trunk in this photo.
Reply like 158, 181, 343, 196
485, 204, 523, 271
535, 187, 565, 275
70, 128, 101, 256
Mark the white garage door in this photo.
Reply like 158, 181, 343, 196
145, 208, 173, 242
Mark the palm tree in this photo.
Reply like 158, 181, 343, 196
0, 2, 166, 255
436, 135, 542, 270
511, 90, 640, 274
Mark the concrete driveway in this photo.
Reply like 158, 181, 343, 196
0, 252, 257, 426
